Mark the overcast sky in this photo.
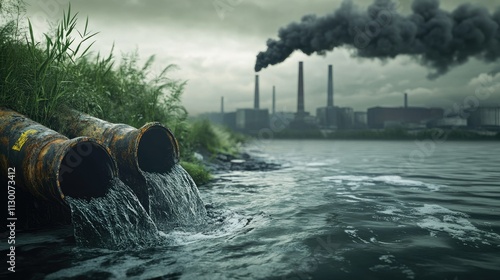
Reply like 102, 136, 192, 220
24, 0, 500, 116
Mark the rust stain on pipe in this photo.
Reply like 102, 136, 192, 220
53, 110, 180, 213
0, 108, 118, 202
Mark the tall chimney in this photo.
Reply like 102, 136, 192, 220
272, 85, 276, 115
254, 75, 260, 109
327, 64, 333, 107
221, 96, 224, 114
297, 61, 305, 116
404, 93, 408, 108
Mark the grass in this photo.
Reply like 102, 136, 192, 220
180, 161, 212, 186
1, 4, 98, 125
187, 119, 246, 156
0, 3, 241, 185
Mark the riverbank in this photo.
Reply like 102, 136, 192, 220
272, 128, 500, 140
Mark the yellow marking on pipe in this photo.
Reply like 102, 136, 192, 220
12, 129, 38, 151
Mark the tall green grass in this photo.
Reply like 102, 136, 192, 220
0, 3, 188, 137
1, 4, 97, 125
0, 3, 244, 185
187, 119, 246, 156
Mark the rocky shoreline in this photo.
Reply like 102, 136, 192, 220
196, 151, 281, 173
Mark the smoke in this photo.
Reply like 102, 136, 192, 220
254, 0, 500, 79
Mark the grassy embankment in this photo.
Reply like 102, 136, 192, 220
0, 3, 242, 185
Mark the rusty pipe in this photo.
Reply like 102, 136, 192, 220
53, 110, 180, 212
0, 108, 117, 201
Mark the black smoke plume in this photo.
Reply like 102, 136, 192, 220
255, 0, 500, 79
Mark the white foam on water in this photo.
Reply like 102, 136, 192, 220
344, 229, 357, 236
416, 216, 482, 242
373, 176, 443, 191
344, 227, 370, 244
306, 162, 329, 167
323, 175, 370, 182
322, 175, 444, 191
413, 204, 500, 244
165, 210, 256, 245
375, 203, 500, 246
377, 206, 403, 216
379, 254, 395, 264
340, 194, 373, 202
370, 237, 394, 245
325, 175, 455, 238
370, 257, 416, 279
414, 204, 467, 216
376, 205, 411, 222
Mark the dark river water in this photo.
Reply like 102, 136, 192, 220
3, 140, 500, 279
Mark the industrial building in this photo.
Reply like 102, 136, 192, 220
200, 63, 500, 135
234, 74, 270, 133
336, 107, 354, 129
315, 64, 358, 130
367, 106, 444, 129
223, 112, 237, 130
235, 108, 269, 131
295, 61, 307, 121
353, 112, 367, 129
288, 61, 316, 129
366, 93, 444, 129
316, 64, 337, 128
316, 106, 338, 128
467, 107, 500, 129
198, 97, 237, 130
430, 116, 467, 128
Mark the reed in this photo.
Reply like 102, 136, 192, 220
0, 3, 187, 140
0, 3, 246, 183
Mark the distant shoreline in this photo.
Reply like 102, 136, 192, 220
257, 128, 500, 141
268, 138, 500, 141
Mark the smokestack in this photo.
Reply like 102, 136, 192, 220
254, 75, 259, 109
221, 96, 224, 114
272, 86, 276, 115
297, 61, 304, 116
404, 93, 408, 108
327, 65, 333, 107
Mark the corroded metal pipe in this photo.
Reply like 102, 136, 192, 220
53, 110, 180, 212
0, 108, 117, 201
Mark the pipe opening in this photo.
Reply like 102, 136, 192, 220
138, 126, 177, 173
59, 142, 115, 199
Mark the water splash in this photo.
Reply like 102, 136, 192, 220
67, 178, 161, 249
67, 165, 210, 249
145, 165, 208, 231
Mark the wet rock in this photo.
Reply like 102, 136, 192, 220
198, 150, 280, 173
